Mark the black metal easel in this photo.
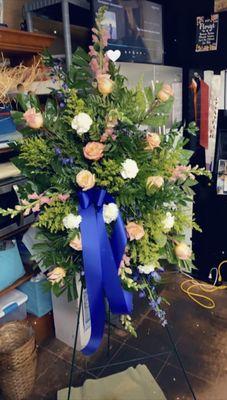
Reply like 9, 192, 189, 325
67, 288, 197, 400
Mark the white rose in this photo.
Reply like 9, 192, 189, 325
63, 213, 82, 230
162, 212, 175, 231
138, 263, 156, 275
120, 159, 139, 179
163, 202, 177, 211
103, 203, 119, 224
71, 112, 93, 135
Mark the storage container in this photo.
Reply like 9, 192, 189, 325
19, 275, 53, 318
52, 280, 91, 350
0, 289, 28, 324
0, 241, 25, 292
0, 106, 16, 134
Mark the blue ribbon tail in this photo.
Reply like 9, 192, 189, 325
78, 188, 133, 355
79, 203, 106, 356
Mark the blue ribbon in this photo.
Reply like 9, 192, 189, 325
78, 187, 133, 355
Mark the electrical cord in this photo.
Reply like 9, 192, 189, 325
181, 260, 227, 309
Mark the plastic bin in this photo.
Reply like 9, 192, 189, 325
0, 241, 25, 292
0, 289, 28, 324
19, 275, 53, 318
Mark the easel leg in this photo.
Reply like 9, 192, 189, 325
67, 284, 84, 400
107, 305, 111, 359
165, 325, 197, 400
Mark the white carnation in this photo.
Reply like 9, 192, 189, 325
63, 213, 82, 230
162, 212, 175, 231
120, 159, 139, 179
138, 263, 156, 275
71, 112, 93, 135
103, 203, 119, 224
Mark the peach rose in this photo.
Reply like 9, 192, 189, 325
23, 108, 43, 129
97, 74, 114, 95
146, 133, 161, 150
70, 235, 82, 251
147, 176, 164, 189
47, 267, 66, 285
83, 142, 105, 161
175, 242, 192, 260
76, 170, 96, 191
157, 84, 174, 102
126, 222, 145, 241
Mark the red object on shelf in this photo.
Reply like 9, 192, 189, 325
200, 80, 209, 149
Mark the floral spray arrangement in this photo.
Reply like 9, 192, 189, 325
0, 8, 209, 354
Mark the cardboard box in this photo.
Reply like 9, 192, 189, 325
27, 311, 55, 344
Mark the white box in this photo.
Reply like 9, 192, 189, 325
52, 280, 91, 350
0, 289, 28, 324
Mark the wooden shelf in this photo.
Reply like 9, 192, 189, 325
0, 28, 55, 54
0, 273, 33, 298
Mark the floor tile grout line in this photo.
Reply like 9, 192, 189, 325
164, 360, 214, 384
155, 352, 172, 380
96, 341, 127, 378
87, 351, 173, 375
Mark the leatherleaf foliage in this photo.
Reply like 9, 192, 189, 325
0, 7, 210, 334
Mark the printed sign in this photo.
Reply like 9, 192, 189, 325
195, 14, 219, 52
214, 0, 227, 13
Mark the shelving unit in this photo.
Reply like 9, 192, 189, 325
24, 0, 90, 69
0, 29, 55, 298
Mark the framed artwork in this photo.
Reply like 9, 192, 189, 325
214, 0, 227, 12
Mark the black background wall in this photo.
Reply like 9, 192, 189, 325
164, 0, 227, 70
164, 0, 227, 281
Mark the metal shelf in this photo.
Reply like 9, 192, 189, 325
24, 0, 90, 69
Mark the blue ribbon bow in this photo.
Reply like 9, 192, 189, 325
78, 187, 133, 355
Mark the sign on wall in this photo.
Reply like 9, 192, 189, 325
214, 0, 227, 12
195, 14, 219, 52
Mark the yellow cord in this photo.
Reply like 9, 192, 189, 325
180, 260, 227, 309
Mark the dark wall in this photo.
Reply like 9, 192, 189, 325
164, 0, 227, 69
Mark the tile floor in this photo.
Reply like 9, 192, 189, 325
27, 273, 227, 399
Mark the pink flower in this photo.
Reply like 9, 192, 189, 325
40, 196, 52, 205
102, 55, 110, 74
100, 29, 110, 47
21, 199, 30, 205
58, 194, 70, 202
23, 108, 43, 129
100, 133, 109, 142
32, 203, 40, 213
23, 208, 31, 216
90, 58, 101, 77
28, 193, 39, 200
92, 34, 99, 43
92, 27, 99, 35
171, 165, 191, 182
70, 235, 82, 251
126, 222, 145, 241
83, 142, 105, 161
88, 45, 98, 57
123, 254, 131, 266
